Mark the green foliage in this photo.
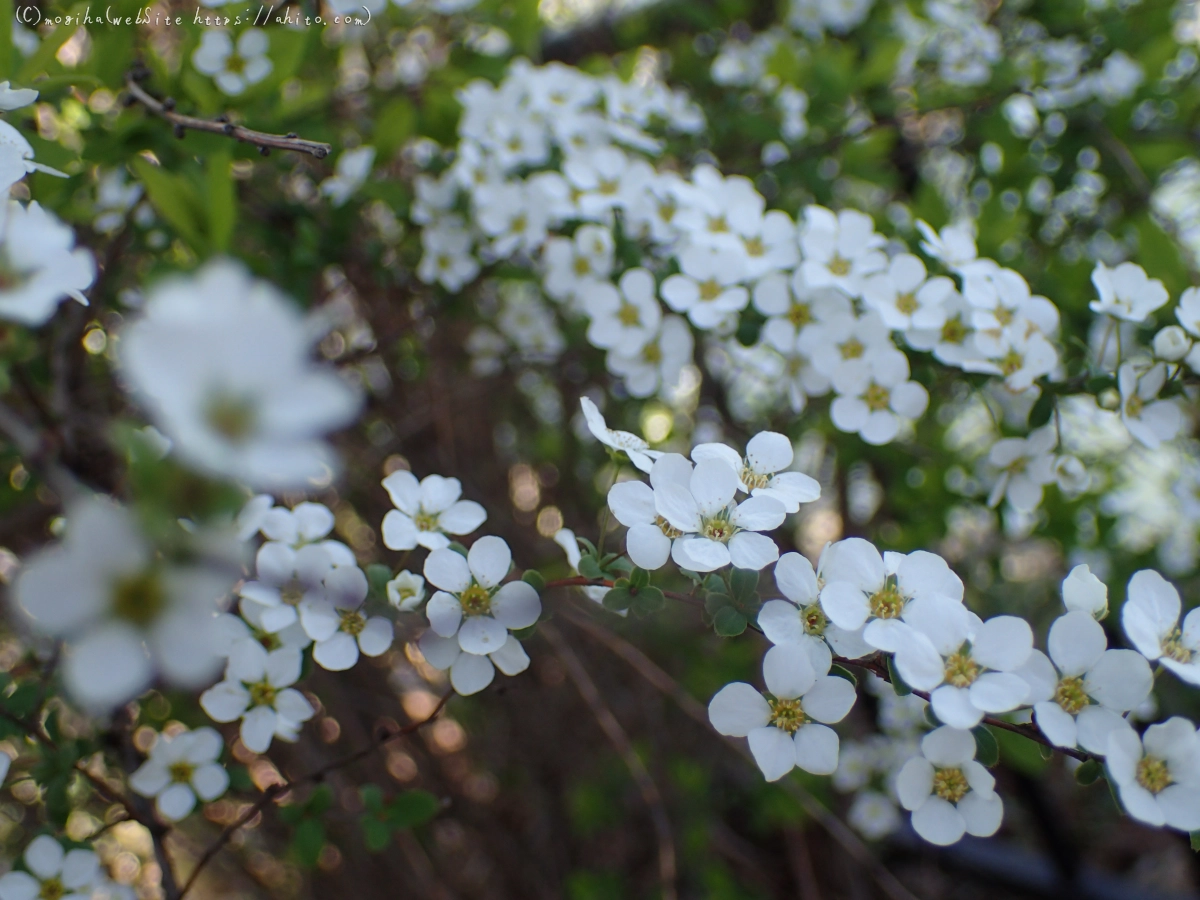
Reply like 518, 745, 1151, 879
971, 725, 1000, 768
360, 786, 441, 851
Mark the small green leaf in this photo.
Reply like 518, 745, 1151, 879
631, 586, 664, 617
885, 655, 912, 696
521, 570, 545, 592
130, 157, 208, 252
713, 606, 748, 637
704, 591, 733, 616
1075, 759, 1103, 786
1028, 391, 1055, 428
387, 789, 441, 829
510, 624, 538, 640
578, 555, 604, 580
447, 542, 469, 558
1190, 831, 1200, 853
629, 567, 650, 589
307, 784, 334, 816
972, 725, 999, 768
290, 818, 325, 868
829, 664, 857, 687
924, 705, 941, 728
603, 586, 633, 611
205, 150, 236, 252
729, 568, 759, 603
360, 785, 383, 813
361, 815, 391, 852
366, 564, 393, 599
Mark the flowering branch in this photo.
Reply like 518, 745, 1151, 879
122, 75, 332, 160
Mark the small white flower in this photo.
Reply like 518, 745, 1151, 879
582, 267, 662, 351
861, 254, 953, 331
1017, 611, 1151, 753
0, 81, 37, 111
848, 791, 902, 840
757, 552, 872, 661
0, 199, 94, 325
661, 244, 749, 330
553, 528, 609, 606
1122, 569, 1200, 686
985, 425, 1057, 512
1089, 261, 1169, 323
605, 315, 694, 399
1062, 564, 1108, 618
1175, 286, 1200, 338
386, 570, 426, 611
417, 628, 530, 697
319, 146, 375, 207
691, 431, 820, 513
1106, 717, 1200, 832
798, 206, 886, 299
238, 541, 335, 634
199, 643, 314, 753
896, 726, 1003, 846
654, 458, 787, 572
299, 565, 392, 671
708, 643, 856, 781
0, 836, 100, 900
1118, 362, 1182, 449
0, 120, 67, 195
129, 727, 229, 821
916, 219, 977, 270
256, 501, 335, 548
607, 454, 695, 571
542, 225, 614, 305
829, 349, 929, 446
192, 29, 273, 97
424, 537, 541, 656
381, 470, 487, 551
579, 396, 663, 473
1153, 325, 1191, 362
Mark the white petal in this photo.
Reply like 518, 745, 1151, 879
608, 481, 656, 527
313, 633, 360, 671
690, 459, 739, 516
1048, 611, 1106, 676
381, 511, 419, 551
819, 582, 870, 631
489, 636, 530, 676
156, 783, 197, 821
1014, 650, 1057, 704
240, 707, 278, 753
731, 495, 786, 532
381, 469, 421, 513
60, 849, 99, 890
200, 681, 250, 722
274, 688, 314, 723
298, 598, 340, 642
191, 761, 229, 801
1117, 783, 1166, 826
357, 617, 394, 657
654, 483, 702, 533
727, 531, 780, 571
1158, 785, 1200, 831
265, 648, 302, 687
708, 682, 772, 737
931, 686, 983, 729
763, 643, 816, 700
671, 536, 730, 572
417, 630, 461, 670
1076, 706, 1131, 756
450, 653, 495, 695
424, 548, 472, 594
1034, 701, 1078, 748
912, 797, 966, 846
968, 672, 1029, 713
922, 725, 977, 767
626, 525, 672, 570
794, 723, 840, 775
458, 615, 509, 655
894, 631, 948, 691
1085, 649, 1152, 712
801, 675, 856, 723
438, 500, 486, 536
897, 757, 935, 810
24, 835, 64, 879
774, 553, 818, 605
970, 616, 1032, 671
757, 600, 805, 646
959, 791, 1003, 837
490, 581, 541, 630
0, 871, 41, 900
467, 535, 512, 588
64, 625, 152, 711
748, 726, 798, 781
129, 761, 170, 798
426, 591, 463, 637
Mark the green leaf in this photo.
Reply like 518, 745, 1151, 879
205, 151, 236, 253
290, 818, 325, 868
602, 586, 633, 611
628, 566, 650, 589
578, 555, 604, 580
713, 606, 747, 637
366, 564, 392, 599
729, 568, 759, 604
829, 664, 857, 687
307, 784, 333, 816
630, 586, 664, 617
361, 815, 391, 852
704, 591, 733, 616
360, 784, 383, 813
520, 569, 545, 591
1028, 390, 1055, 429
130, 157, 208, 252
374, 96, 416, 159
972, 725, 999, 768
386, 789, 440, 829
18, 19, 79, 84
1190, 831, 1200, 853
923, 704, 941, 728
1074, 759, 1103, 786
993, 727, 1048, 777
510, 623, 538, 640
885, 655, 912, 696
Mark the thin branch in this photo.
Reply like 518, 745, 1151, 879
542, 576, 704, 609
123, 76, 331, 160
541, 623, 678, 900
177, 691, 452, 899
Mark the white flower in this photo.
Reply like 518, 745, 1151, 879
424, 537, 541, 656
118, 259, 362, 490
299, 564, 392, 671
848, 791, 902, 840
579, 396, 663, 473
552, 528, 609, 605
1118, 362, 1182, 449
691, 431, 820, 513
896, 726, 1003, 846
1106, 717, 1200, 832
238, 541, 335, 634
582, 267, 662, 351
757, 552, 872, 661
1122, 569, 1200, 686
192, 30, 273, 97
1153, 325, 1191, 362
798, 206, 886, 299
0, 121, 67, 194
0, 199, 94, 325
916, 219, 977, 270
319, 146, 375, 207
987, 327, 1058, 392
417, 218, 478, 290
219, 600, 310, 656
0, 81, 37, 111
708, 643, 856, 780
985, 425, 1057, 512
129, 726, 229, 821
752, 269, 849, 354
655, 458, 787, 572
13, 496, 229, 712
830, 349, 929, 445
386, 570, 426, 611
1062, 564, 1108, 618
660, 244, 749, 330
861, 254, 953, 331
256, 501, 335, 547
606, 315, 694, 399
1017, 611, 1151, 753
417, 628, 530, 696
542, 225, 613, 304
1089, 261, 1169, 323
199, 643, 314, 753
0, 836, 100, 900
607, 453, 695, 571
93, 167, 143, 234
1175, 286, 1200, 337
380, 470, 487, 551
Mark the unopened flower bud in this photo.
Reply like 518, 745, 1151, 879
1153, 325, 1191, 361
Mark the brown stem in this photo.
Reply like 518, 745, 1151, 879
123, 77, 331, 159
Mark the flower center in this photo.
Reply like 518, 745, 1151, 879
700, 513, 736, 543
279, 579, 305, 606
869, 583, 905, 619
1124, 394, 1144, 419
0, 254, 31, 292
617, 300, 642, 327
413, 510, 440, 533
932, 767, 970, 803
941, 316, 967, 345
169, 760, 196, 784
896, 292, 918, 315
698, 279, 723, 302
597, 177, 619, 196
112, 570, 166, 627
657, 199, 677, 222
642, 341, 663, 364
787, 302, 812, 328
828, 254, 851, 276
459, 583, 493, 617
1054, 675, 1089, 715
944, 649, 981, 688
740, 465, 771, 490
573, 256, 592, 276
839, 338, 864, 360
802, 604, 827, 635
38, 877, 66, 900
654, 515, 682, 539
707, 214, 729, 234
339, 609, 367, 636
226, 53, 247, 75
1136, 756, 1172, 794
248, 679, 277, 708
205, 391, 258, 443
1000, 349, 1024, 376
994, 306, 1014, 326
768, 696, 807, 734
1162, 627, 1192, 663
744, 236, 765, 257
258, 630, 283, 651
864, 382, 891, 412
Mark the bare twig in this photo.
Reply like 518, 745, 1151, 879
541, 623, 678, 900
123, 76, 331, 160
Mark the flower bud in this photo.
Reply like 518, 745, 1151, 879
1153, 325, 1191, 361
